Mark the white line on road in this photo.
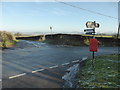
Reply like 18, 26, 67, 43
72, 60, 79, 63
62, 62, 70, 66
0, 79, 2, 82
82, 57, 88, 61
9, 73, 26, 79
49, 65, 58, 69
32, 69, 45, 73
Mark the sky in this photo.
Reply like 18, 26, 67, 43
0, 1, 119, 34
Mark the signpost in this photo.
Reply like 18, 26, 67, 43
84, 29, 95, 32
84, 29, 95, 35
84, 21, 100, 68
50, 26, 52, 38
86, 21, 100, 28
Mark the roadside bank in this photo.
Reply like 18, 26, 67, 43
76, 54, 119, 88
0, 31, 18, 49
45, 34, 120, 46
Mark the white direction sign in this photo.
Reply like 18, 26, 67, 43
84, 29, 94, 32
84, 29, 95, 35
86, 21, 100, 28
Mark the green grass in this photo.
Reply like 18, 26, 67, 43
81, 34, 113, 38
14, 40, 19, 42
0, 42, 2, 47
0, 41, 16, 48
81, 34, 120, 39
77, 54, 119, 88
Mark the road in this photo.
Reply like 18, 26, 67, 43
2, 40, 118, 88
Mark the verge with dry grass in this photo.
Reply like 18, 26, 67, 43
0, 31, 18, 48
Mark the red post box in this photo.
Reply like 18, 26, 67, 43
89, 38, 98, 52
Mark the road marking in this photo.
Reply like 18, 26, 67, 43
82, 57, 88, 60
32, 69, 45, 73
8, 60, 82, 79
49, 65, 58, 69
0, 79, 2, 82
62, 62, 70, 66
72, 60, 79, 63
9, 73, 26, 79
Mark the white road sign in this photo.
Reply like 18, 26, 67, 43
86, 21, 100, 28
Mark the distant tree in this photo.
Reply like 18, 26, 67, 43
14, 32, 22, 36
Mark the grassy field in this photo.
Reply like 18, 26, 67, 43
77, 54, 119, 88
81, 34, 112, 37
81, 34, 120, 39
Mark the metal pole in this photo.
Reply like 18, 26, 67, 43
50, 26, 52, 38
93, 51, 95, 59
92, 21, 96, 68
92, 51, 95, 68
51, 29, 52, 38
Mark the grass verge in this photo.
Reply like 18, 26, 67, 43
0, 31, 19, 48
77, 54, 120, 88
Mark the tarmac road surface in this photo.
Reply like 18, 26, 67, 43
2, 40, 118, 88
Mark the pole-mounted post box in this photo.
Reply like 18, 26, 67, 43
89, 38, 98, 52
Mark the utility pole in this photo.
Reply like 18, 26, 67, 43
117, 23, 120, 40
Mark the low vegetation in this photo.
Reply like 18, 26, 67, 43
45, 34, 119, 46
0, 31, 18, 48
82, 34, 120, 39
77, 54, 119, 88
14, 32, 23, 37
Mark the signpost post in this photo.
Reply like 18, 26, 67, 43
50, 26, 52, 38
84, 21, 100, 68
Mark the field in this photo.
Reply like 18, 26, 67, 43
81, 34, 120, 38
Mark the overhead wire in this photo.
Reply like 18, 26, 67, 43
55, 0, 119, 20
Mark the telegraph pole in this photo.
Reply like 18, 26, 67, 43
117, 23, 120, 40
